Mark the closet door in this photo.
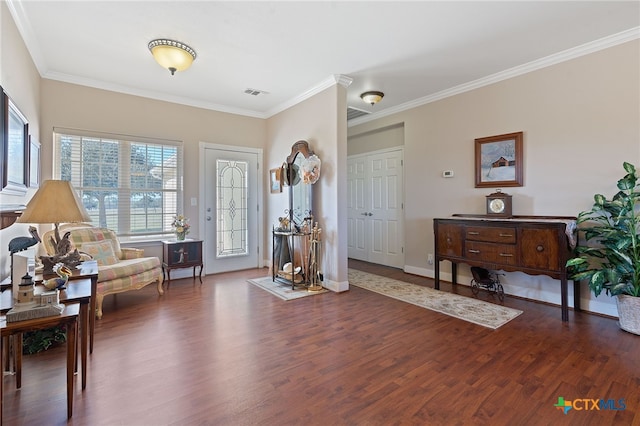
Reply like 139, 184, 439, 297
348, 148, 404, 268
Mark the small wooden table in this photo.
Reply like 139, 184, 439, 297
162, 239, 203, 286
38, 262, 98, 353
1, 279, 91, 391
1, 303, 79, 423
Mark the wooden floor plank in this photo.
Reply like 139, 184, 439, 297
2, 260, 638, 425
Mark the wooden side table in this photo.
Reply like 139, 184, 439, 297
1, 303, 79, 423
161, 240, 203, 286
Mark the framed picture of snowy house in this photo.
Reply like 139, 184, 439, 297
475, 131, 523, 188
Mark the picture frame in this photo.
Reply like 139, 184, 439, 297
475, 131, 523, 188
270, 167, 282, 193
29, 136, 40, 188
1, 88, 29, 195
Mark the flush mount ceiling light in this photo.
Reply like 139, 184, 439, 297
360, 91, 384, 106
148, 39, 197, 75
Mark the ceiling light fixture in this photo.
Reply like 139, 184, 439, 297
148, 39, 197, 75
360, 91, 384, 106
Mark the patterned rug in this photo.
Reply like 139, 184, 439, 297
248, 276, 328, 301
348, 269, 523, 329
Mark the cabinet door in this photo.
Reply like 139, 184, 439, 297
520, 228, 559, 271
168, 242, 201, 266
436, 223, 463, 257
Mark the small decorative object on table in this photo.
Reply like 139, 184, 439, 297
171, 214, 191, 241
43, 263, 72, 290
7, 272, 64, 322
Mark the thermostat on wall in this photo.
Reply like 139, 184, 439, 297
442, 170, 454, 178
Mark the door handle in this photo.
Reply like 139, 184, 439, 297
361, 212, 368, 216
361, 212, 373, 216
206, 216, 212, 221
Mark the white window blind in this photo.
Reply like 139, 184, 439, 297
54, 128, 183, 237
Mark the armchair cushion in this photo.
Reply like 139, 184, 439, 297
81, 241, 119, 266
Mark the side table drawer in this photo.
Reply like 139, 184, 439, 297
465, 226, 517, 243
465, 241, 517, 265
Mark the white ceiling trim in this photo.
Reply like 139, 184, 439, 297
265, 74, 353, 118
6, 0, 47, 75
349, 27, 640, 128
43, 70, 268, 119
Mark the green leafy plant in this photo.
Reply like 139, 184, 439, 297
22, 326, 67, 355
567, 162, 640, 298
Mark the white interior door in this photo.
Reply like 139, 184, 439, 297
204, 147, 260, 274
347, 148, 404, 268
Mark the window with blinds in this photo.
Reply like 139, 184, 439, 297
54, 129, 183, 237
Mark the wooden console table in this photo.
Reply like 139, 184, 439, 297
434, 215, 579, 321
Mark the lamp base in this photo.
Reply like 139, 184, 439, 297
40, 250, 82, 276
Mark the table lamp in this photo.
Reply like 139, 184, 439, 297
16, 180, 92, 273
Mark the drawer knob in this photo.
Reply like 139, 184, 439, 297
468, 249, 480, 254
537, 245, 544, 252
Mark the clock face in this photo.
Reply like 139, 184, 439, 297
489, 198, 505, 213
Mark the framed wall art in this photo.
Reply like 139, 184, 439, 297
1, 87, 30, 195
475, 131, 523, 188
270, 167, 282, 194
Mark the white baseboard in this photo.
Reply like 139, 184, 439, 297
402, 263, 619, 318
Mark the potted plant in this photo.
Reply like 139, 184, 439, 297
567, 162, 640, 334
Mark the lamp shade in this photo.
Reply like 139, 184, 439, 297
16, 180, 91, 225
148, 39, 197, 75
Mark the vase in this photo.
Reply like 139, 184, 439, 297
176, 231, 186, 241
616, 294, 640, 335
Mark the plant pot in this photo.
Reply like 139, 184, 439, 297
616, 294, 640, 335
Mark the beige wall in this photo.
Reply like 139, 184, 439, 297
0, 1, 42, 277
347, 123, 404, 156
266, 83, 349, 290
349, 40, 640, 316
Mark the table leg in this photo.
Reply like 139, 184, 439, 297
1, 329, 3, 425
15, 333, 22, 389
561, 278, 568, 322
89, 277, 97, 354
198, 264, 203, 284
80, 302, 88, 390
66, 319, 76, 418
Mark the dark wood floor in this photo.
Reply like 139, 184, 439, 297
3, 260, 638, 425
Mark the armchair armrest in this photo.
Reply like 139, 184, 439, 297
121, 248, 144, 259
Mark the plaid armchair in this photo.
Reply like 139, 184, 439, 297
42, 224, 164, 318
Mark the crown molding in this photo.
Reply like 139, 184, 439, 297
265, 74, 353, 117
349, 27, 640, 127
44, 71, 268, 119
6, 0, 48, 76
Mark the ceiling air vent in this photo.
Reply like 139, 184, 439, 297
347, 106, 370, 121
244, 88, 269, 96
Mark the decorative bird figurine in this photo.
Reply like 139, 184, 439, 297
56, 231, 72, 256
8, 226, 41, 254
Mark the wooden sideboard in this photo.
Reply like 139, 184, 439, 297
434, 215, 579, 321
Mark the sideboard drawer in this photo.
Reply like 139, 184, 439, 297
466, 241, 517, 265
465, 226, 517, 244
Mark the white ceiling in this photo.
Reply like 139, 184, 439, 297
7, 1, 640, 123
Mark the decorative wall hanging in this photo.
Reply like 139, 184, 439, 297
475, 131, 523, 188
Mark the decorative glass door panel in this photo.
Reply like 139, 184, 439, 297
216, 160, 248, 258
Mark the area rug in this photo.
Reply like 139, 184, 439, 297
248, 276, 328, 301
348, 269, 523, 329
